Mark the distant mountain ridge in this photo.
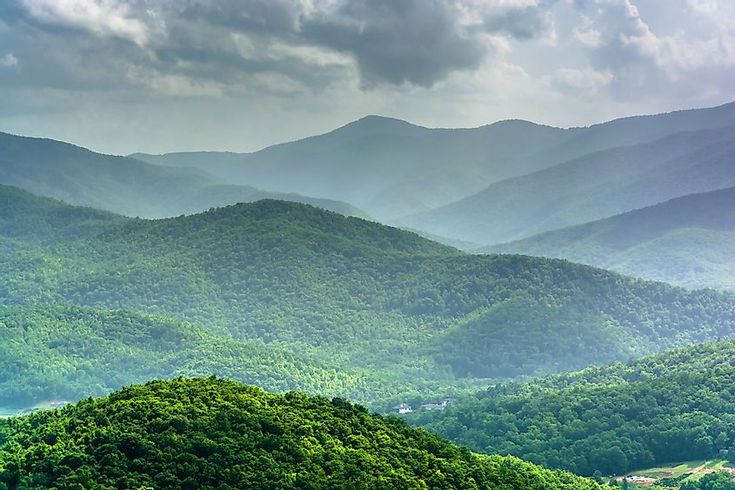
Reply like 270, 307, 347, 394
132, 101, 735, 220
398, 123, 735, 245
483, 187, 735, 289
0, 132, 367, 219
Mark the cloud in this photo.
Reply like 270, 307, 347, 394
9, 0, 564, 89
0, 53, 18, 68
301, 0, 488, 87
572, 27, 601, 47
549, 67, 612, 94
19, 0, 149, 46
480, 0, 556, 40
568, 0, 735, 102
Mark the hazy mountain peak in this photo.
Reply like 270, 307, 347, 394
334, 114, 425, 134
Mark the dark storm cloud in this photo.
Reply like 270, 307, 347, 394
300, 0, 486, 87
0, 0, 560, 91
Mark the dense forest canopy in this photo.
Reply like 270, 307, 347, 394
1, 185, 735, 409
0, 378, 601, 490
410, 340, 735, 477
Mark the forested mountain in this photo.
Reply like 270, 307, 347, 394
133, 101, 735, 220
0, 304, 379, 408
0, 133, 366, 219
399, 124, 735, 245
0, 378, 601, 490
484, 188, 735, 290
2, 185, 735, 409
410, 340, 735, 477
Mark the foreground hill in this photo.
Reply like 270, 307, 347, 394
0, 378, 600, 490
411, 340, 735, 477
0, 133, 365, 218
399, 124, 735, 245
484, 188, 735, 290
133, 102, 735, 220
2, 186, 735, 406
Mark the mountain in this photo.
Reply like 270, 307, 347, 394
398, 124, 735, 245
0, 303, 379, 408
132, 117, 570, 220
410, 339, 735, 477
132, 101, 735, 220
2, 185, 735, 408
0, 378, 601, 490
0, 184, 124, 245
483, 188, 735, 290
0, 132, 367, 218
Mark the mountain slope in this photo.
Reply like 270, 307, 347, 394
0, 378, 601, 490
410, 340, 735, 477
133, 117, 571, 219
399, 125, 735, 245
0, 304, 381, 408
0, 184, 124, 245
2, 186, 735, 407
0, 132, 366, 218
484, 188, 735, 289
133, 101, 735, 220
411, 340, 735, 475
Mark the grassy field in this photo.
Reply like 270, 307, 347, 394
621, 459, 734, 487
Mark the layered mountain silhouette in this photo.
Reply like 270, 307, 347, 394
133, 102, 735, 221
483, 187, 735, 290
0, 132, 366, 219
399, 124, 735, 245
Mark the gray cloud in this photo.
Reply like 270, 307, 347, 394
1, 0, 562, 91
482, 1, 556, 40
300, 0, 486, 87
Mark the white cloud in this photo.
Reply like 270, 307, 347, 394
0, 53, 18, 68
20, 0, 149, 46
550, 67, 613, 93
573, 27, 602, 47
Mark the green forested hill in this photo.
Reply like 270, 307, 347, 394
1, 185, 735, 408
0, 185, 124, 245
0, 377, 601, 490
410, 340, 735, 477
0, 304, 380, 408
485, 187, 735, 290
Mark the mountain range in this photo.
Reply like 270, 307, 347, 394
484, 187, 735, 290
2, 184, 735, 410
398, 124, 735, 245
0, 132, 366, 219
4, 103, 733, 296
132, 102, 735, 222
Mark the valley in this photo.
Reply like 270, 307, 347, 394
618, 459, 735, 488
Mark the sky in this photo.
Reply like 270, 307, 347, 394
0, 0, 733, 155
